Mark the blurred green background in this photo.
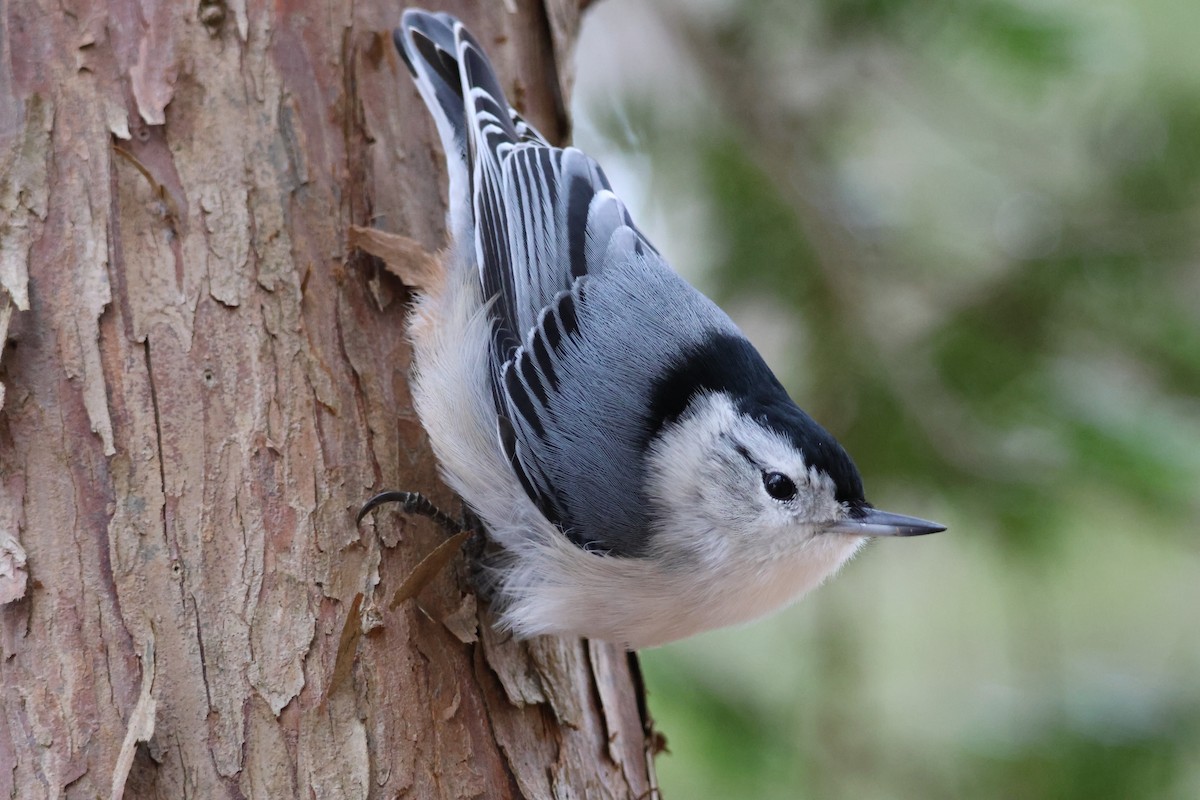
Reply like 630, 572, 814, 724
573, 0, 1200, 797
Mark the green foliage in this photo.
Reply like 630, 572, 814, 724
578, 0, 1200, 795
964, 713, 1199, 799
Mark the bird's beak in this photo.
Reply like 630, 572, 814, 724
827, 508, 946, 537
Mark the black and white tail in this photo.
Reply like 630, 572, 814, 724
395, 9, 655, 322
394, 10, 545, 241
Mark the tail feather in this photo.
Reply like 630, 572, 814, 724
457, 26, 521, 154
395, 10, 547, 241
395, 10, 473, 237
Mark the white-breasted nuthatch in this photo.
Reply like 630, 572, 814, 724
373, 9, 945, 650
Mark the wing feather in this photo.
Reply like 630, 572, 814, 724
426, 17, 720, 554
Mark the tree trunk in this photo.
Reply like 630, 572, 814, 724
0, 1, 656, 797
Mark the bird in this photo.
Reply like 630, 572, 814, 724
365, 8, 945, 650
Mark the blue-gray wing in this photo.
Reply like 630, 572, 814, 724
497, 257, 739, 556
452, 22, 661, 356
487, 145, 658, 340
450, 17, 734, 554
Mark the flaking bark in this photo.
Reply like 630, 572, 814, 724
0, 1, 657, 797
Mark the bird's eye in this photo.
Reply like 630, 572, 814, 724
762, 471, 798, 501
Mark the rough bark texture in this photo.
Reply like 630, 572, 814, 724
0, 0, 657, 797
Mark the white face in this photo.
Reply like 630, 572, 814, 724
644, 392, 855, 569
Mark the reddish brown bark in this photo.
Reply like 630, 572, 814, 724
0, 1, 656, 797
